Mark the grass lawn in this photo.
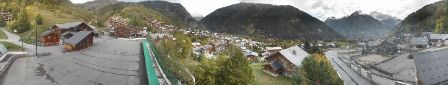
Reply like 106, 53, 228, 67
0, 28, 7, 39
251, 63, 293, 85
0, 41, 23, 51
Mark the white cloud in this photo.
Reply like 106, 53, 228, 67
180, 0, 239, 17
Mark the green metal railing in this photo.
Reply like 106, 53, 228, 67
146, 33, 179, 84
142, 40, 160, 85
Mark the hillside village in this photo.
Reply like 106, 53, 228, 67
0, 0, 445, 85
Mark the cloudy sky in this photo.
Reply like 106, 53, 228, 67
70, 0, 441, 20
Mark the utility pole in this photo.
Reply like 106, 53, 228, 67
35, 24, 38, 58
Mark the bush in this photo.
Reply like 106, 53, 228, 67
9, 9, 31, 33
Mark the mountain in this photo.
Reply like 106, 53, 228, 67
138, 1, 206, 29
325, 11, 391, 39
369, 11, 402, 28
77, 0, 119, 12
200, 3, 344, 40
85, 1, 205, 29
394, 1, 447, 34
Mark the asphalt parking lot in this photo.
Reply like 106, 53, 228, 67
0, 37, 145, 85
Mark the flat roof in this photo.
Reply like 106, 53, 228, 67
414, 47, 448, 85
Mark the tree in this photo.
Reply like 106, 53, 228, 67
435, 16, 446, 34
295, 54, 343, 85
216, 45, 254, 85
9, 9, 31, 33
35, 13, 43, 25
193, 58, 218, 85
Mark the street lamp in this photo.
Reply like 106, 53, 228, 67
14, 29, 23, 52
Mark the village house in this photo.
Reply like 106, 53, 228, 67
113, 26, 147, 38
261, 47, 282, 58
410, 37, 429, 49
40, 22, 96, 46
63, 31, 94, 52
367, 39, 383, 53
39, 29, 60, 46
264, 45, 309, 76
243, 49, 258, 61
377, 40, 399, 55
52, 22, 96, 35
413, 47, 448, 85
429, 34, 448, 47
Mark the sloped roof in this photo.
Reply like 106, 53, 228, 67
63, 31, 93, 45
411, 37, 429, 45
266, 47, 282, 51
414, 47, 448, 85
39, 29, 54, 37
55, 22, 84, 29
278, 45, 310, 67
368, 39, 383, 47
429, 34, 448, 40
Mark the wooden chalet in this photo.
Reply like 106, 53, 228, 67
63, 31, 94, 52
39, 29, 60, 46
52, 22, 96, 35
40, 22, 96, 47
264, 45, 309, 75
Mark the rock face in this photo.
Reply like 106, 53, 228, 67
79, 1, 205, 29
139, 1, 206, 29
325, 11, 392, 39
200, 3, 344, 40
394, 1, 447, 35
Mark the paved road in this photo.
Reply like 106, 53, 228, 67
325, 50, 374, 85
0, 28, 56, 56
0, 28, 36, 52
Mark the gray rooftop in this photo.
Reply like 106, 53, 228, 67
368, 39, 383, 47
413, 47, 448, 85
39, 29, 54, 37
410, 37, 429, 45
278, 45, 310, 67
429, 34, 448, 40
63, 31, 93, 45
55, 22, 84, 29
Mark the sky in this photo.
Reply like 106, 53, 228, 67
70, 0, 442, 20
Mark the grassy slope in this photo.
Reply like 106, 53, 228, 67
0, 41, 22, 51
5, 3, 94, 44
0, 29, 7, 39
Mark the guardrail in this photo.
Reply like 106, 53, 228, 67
146, 35, 180, 84
142, 41, 161, 85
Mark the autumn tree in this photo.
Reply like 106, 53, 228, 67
435, 16, 446, 34
193, 58, 218, 85
9, 9, 31, 33
216, 45, 254, 85
295, 54, 343, 85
